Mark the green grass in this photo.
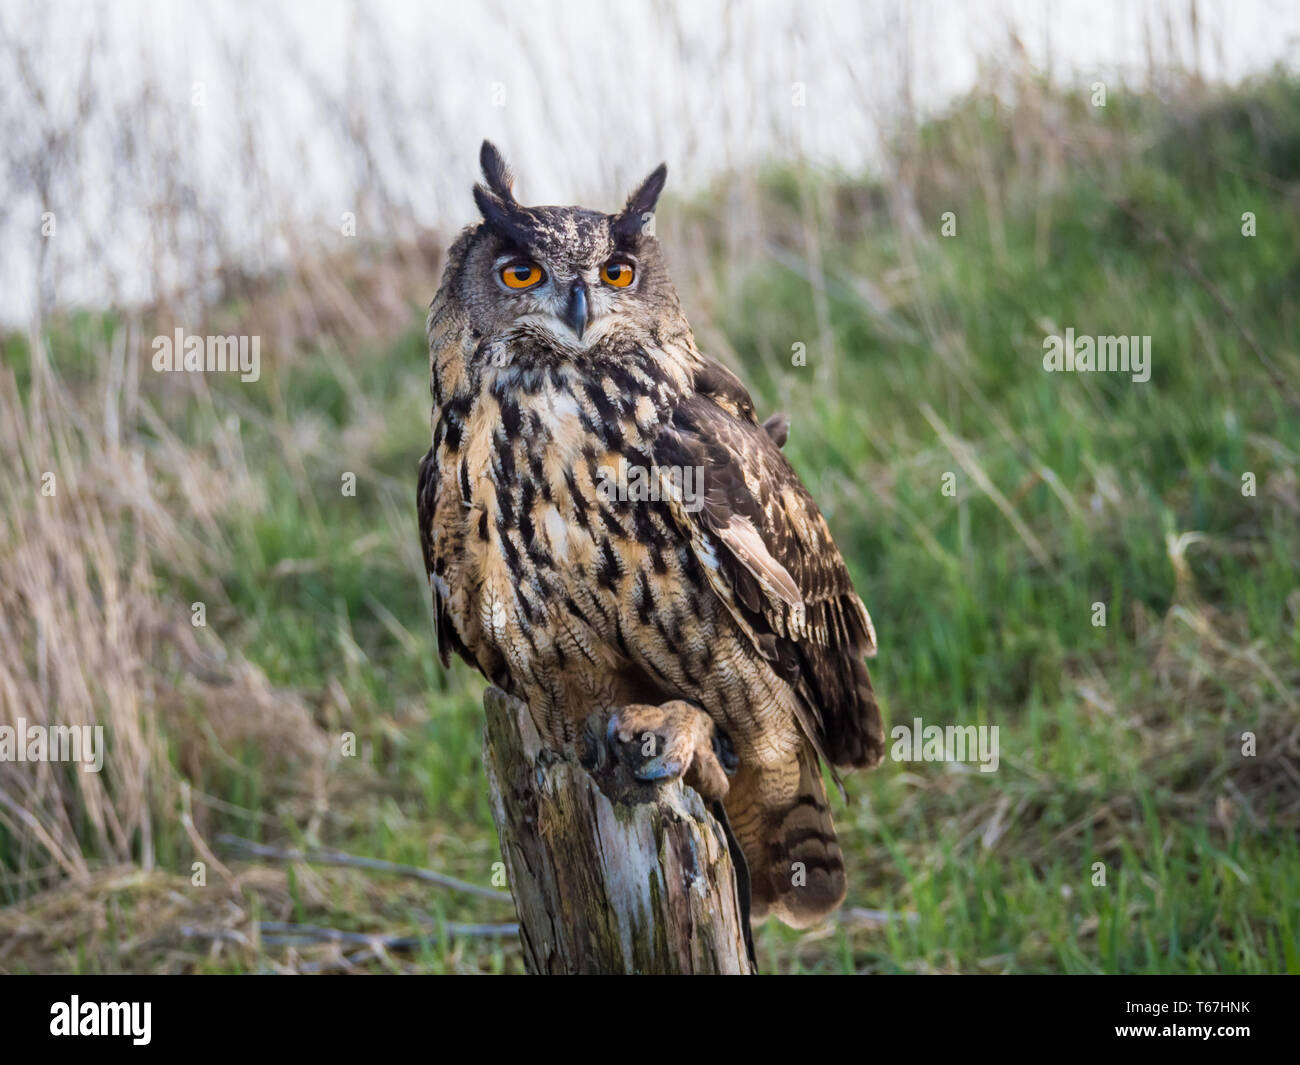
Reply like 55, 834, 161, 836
3, 73, 1298, 973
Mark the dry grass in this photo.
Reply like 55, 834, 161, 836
0, 328, 336, 893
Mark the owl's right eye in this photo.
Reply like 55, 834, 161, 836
500, 262, 544, 290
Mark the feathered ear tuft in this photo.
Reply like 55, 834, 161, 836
475, 140, 536, 245
479, 140, 516, 202
473, 183, 505, 225
612, 162, 668, 240
473, 182, 536, 248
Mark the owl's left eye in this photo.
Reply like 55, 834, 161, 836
601, 260, 635, 288
500, 262, 544, 290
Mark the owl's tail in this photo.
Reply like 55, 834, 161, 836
729, 742, 846, 929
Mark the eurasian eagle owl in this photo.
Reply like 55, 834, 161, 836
419, 142, 883, 928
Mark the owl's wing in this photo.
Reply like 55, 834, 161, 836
417, 445, 457, 669
653, 358, 883, 770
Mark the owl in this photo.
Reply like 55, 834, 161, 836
418, 142, 883, 929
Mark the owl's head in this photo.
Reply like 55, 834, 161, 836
450, 141, 677, 355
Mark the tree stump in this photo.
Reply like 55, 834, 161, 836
482, 686, 755, 974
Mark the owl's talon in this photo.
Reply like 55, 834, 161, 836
604, 714, 683, 780
605, 700, 731, 802
713, 727, 739, 775
581, 712, 610, 770
630, 752, 686, 782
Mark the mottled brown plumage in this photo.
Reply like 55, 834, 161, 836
419, 142, 882, 927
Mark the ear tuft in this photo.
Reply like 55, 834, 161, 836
613, 162, 668, 240
473, 181, 534, 248
479, 140, 516, 201
473, 183, 510, 228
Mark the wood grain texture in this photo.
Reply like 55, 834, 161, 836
481, 686, 754, 974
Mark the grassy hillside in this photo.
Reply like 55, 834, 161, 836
1, 71, 1297, 973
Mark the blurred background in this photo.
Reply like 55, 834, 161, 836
0, 0, 1297, 973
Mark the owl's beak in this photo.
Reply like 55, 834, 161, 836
561, 282, 589, 340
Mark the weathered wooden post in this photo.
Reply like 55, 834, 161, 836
482, 686, 755, 974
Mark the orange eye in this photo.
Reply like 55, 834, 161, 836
601, 260, 635, 288
500, 262, 543, 289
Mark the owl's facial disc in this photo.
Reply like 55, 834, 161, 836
489, 244, 641, 349
468, 141, 665, 354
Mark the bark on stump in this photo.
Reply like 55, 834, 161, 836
482, 686, 755, 974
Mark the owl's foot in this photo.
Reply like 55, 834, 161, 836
605, 700, 736, 802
